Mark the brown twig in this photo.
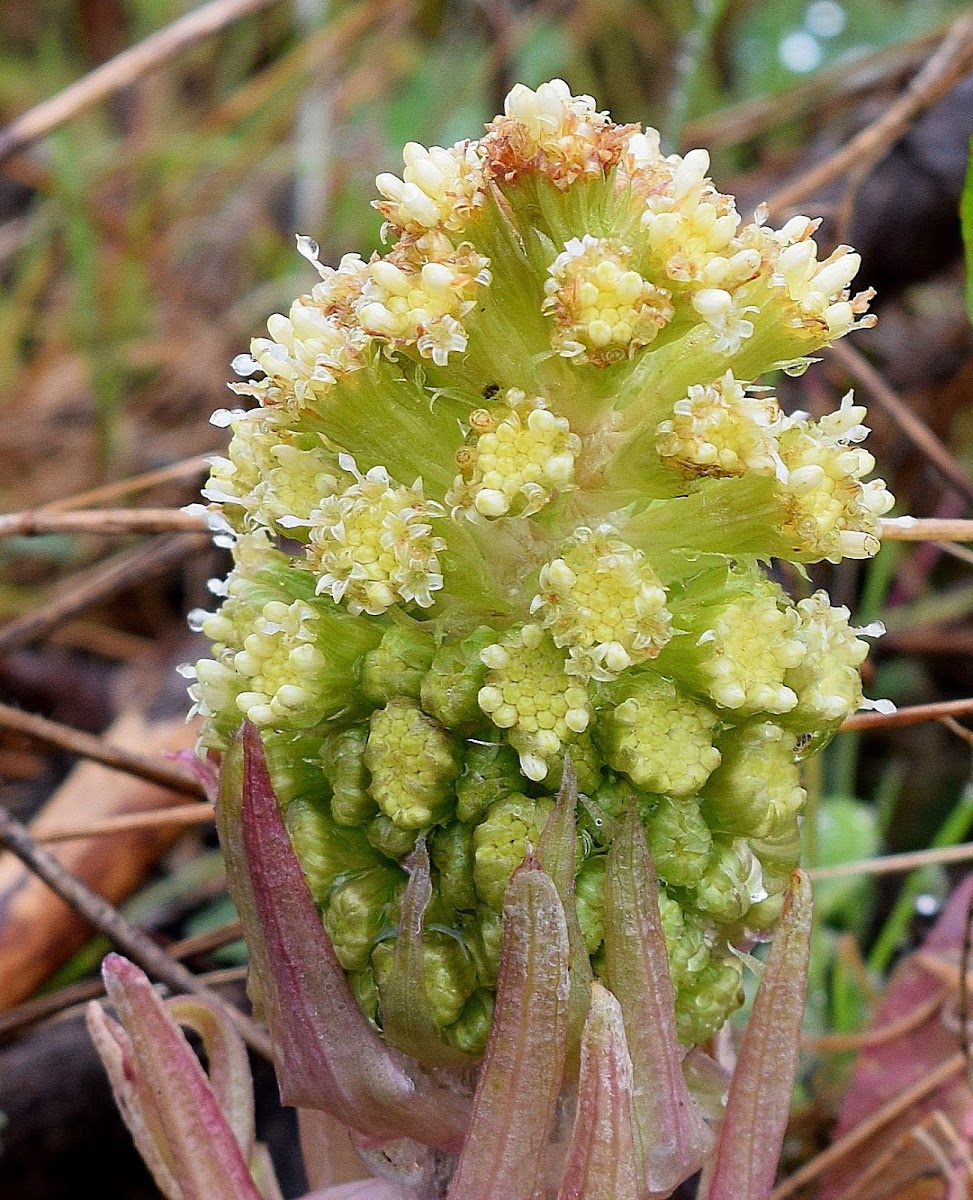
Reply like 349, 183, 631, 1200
0, 804, 271, 1059
881, 518, 973, 543
7, 508, 971, 547
808, 841, 973, 882
0, 702, 206, 798
936, 542, 973, 570
8, 506, 971, 549
0, 0, 282, 164
942, 716, 973, 748
830, 340, 973, 506
841, 698, 973, 732
763, 10, 973, 219
0, 507, 208, 538
683, 27, 946, 148
169, 919, 245, 960
804, 989, 947, 1054
0, 531, 209, 655
38, 456, 212, 514
881, 628, 973, 657
769, 1052, 966, 1199
36, 802, 215, 843
49, 621, 154, 661
0, 919, 244, 1041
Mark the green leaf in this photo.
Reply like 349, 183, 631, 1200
807, 795, 879, 927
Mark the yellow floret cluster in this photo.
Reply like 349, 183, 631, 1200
600, 676, 722, 797
308, 459, 445, 615
530, 527, 672, 681
477, 625, 592, 781
543, 235, 674, 364
690, 594, 806, 715
447, 390, 580, 519
357, 234, 491, 367
375, 140, 484, 236
364, 698, 460, 828
655, 371, 781, 478
777, 396, 894, 562
485, 79, 628, 189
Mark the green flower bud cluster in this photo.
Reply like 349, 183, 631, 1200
190, 79, 891, 1053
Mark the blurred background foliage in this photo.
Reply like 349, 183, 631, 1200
2, 1, 973, 1196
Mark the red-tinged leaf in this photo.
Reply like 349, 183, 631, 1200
216, 732, 273, 1023
604, 805, 712, 1196
539, 758, 594, 1075
219, 724, 471, 1152
819, 873, 973, 1200
87, 1000, 182, 1198
706, 870, 812, 1200
90, 954, 265, 1200
558, 982, 641, 1200
167, 994, 256, 1164
446, 859, 571, 1200
377, 839, 476, 1070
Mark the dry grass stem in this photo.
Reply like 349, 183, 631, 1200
0, 702, 207, 798
830, 341, 973, 505
38, 456, 212, 514
808, 841, 973, 882
683, 25, 947, 148
36, 803, 216, 844
763, 10, 973, 219
7, 509, 969, 548
0, 804, 272, 1058
191, 965, 250, 987
0, 508, 208, 538
0, 532, 209, 654
769, 1052, 966, 1199
804, 989, 948, 1053
167, 920, 245, 960
841, 698, 973, 731
0, 919, 245, 1041
881, 518, 973, 542
48, 621, 155, 661
941, 716, 973, 748
0, 0, 283, 163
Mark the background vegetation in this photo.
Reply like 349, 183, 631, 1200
2, 1, 973, 1195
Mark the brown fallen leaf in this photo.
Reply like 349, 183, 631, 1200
818, 874, 973, 1200
0, 708, 207, 1010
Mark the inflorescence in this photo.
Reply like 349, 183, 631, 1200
188, 79, 891, 1053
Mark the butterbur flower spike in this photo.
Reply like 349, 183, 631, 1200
94, 77, 888, 1197
89, 745, 813, 1199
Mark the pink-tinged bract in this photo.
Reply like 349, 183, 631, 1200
705, 869, 813, 1200
218, 721, 471, 1151
445, 858, 570, 1200
604, 804, 713, 1193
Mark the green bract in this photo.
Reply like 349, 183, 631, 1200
189, 79, 892, 1053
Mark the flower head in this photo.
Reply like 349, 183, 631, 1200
192, 81, 890, 1103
